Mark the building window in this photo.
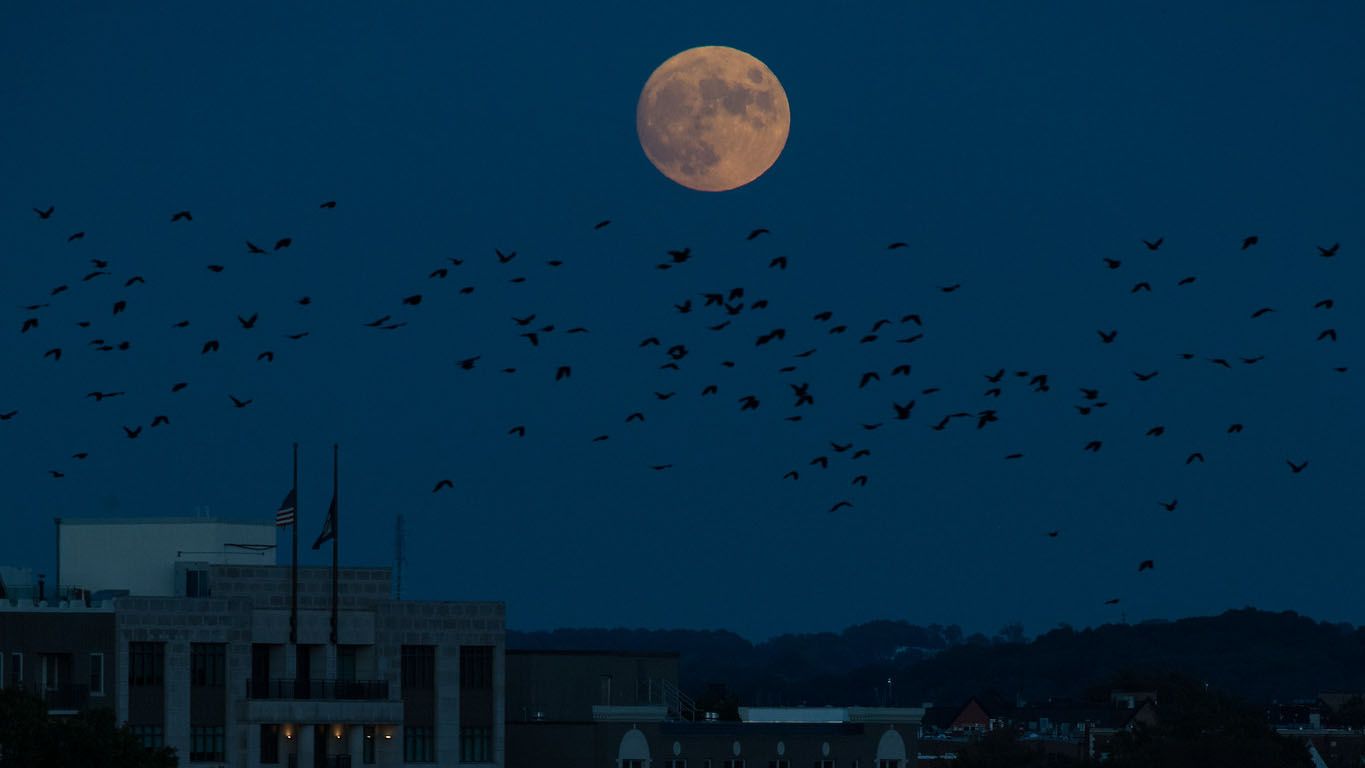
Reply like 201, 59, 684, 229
459, 645, 493, 691
339, 645, 358, 682
186, 569, 209, 597
404, 725, 435, 762
89, 653, 104, 696
129, 643, 164, 686
190, 643, 225, 687
190, 725, 226, 762
363, 725, 376, 764
770, 762, 790, 768
41, 654, 60, 691
876, 761, 898, 768
260, 724, 280, 764
815, 762, 835, 768
128, 725, 164, 750
9, 652, 22, 688
722, 761, 746, 768
460, 726, 490, 762
401, 645, 435, 691
623, 761, 645, 768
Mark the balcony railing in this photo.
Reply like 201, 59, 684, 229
246, 678, 389, 701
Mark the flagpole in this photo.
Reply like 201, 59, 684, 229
290, 442, 299, 645
330, 442, 339, 645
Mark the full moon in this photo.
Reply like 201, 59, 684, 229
637, 46, 791, 192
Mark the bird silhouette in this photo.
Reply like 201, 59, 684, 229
320, 200, 337, 209
1146, 426, 1165, 437
1287, 460, 1308, 474
768, 256, 787, 270
1317, 329, 1337, 342
887, 242, 908, 250
1133, 370, 1159, 382
1098, 329, 1118, 344
738, 395, 760, 411
150, 415, 170, 427
274, 237, 292, 251
1083, 440, 1103, 452
1045, 530, 1059, 538
1241, 235, 1259, 250
783, 470, 799, 481
1227, 423, 1244, 433
123, 426, 142, 439
201, 340, 220, 354
246, 241, 266, 254
170, 210, 192, 222
206, 264, 225, 273
429, 268, 448, 279
33, 206, 54, 219
828, 500, 853, 512
496, 248, 516, 264
87, 391, 125, 401
171, 382, 188, 392
402, 294, 422, 306
68, 231, 86, 242
1186, 453, 1205, 464
892, 401, 916, 420
1159, 499, 1179, 512
555, 365, 571, 381
1104, 598, 1120, 606
433, 479, 454, 493
746, 228, 770, 240
1103, 258, 1121, 270
1177, 276, 1196, 286
1131, 281, 1152, 293
1138, 560, 1155, 572
1317, 243, 1340, 257
229, 395, 253, 409
0, 411, 17, 421
1314, 298, 1334, 309
257, 351, 274, 362
238, 313, 259, 329
508, 426, 526, 437
593, 219, 610, 230
852, 475, 869, 486
1250, 307, 1275, 318
43, 348, 61, 361
1142, 237, 1163, 251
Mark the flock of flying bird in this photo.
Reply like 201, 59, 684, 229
4, 201, 1351, 607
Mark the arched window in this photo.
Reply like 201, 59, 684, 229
875, 728, 907, 768
619, 728, 651, 768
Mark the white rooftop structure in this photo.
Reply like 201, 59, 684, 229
57, 516, 277, 597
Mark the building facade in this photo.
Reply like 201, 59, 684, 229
506, 650, 923, 768
2, 518, 506, 768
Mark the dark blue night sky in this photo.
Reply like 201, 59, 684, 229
2, 3, 1362, 640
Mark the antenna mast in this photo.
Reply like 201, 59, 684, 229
394, 513, 405, 600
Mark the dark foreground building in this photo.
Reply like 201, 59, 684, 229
507, 650, 923, 768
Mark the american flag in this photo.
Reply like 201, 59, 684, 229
275, 489, 296, 527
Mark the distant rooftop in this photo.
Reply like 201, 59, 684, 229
58, 516, 273, 527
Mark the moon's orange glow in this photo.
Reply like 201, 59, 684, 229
637, 46, 791, 192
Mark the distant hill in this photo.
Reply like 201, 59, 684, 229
509, 608, 1365, 707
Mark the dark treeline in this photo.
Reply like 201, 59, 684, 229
510, 607, 1365, 707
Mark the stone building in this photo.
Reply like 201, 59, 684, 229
1, 517, 506, 768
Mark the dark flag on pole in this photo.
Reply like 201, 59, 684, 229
312, 494, 337, 550
275, 489, 297, 527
